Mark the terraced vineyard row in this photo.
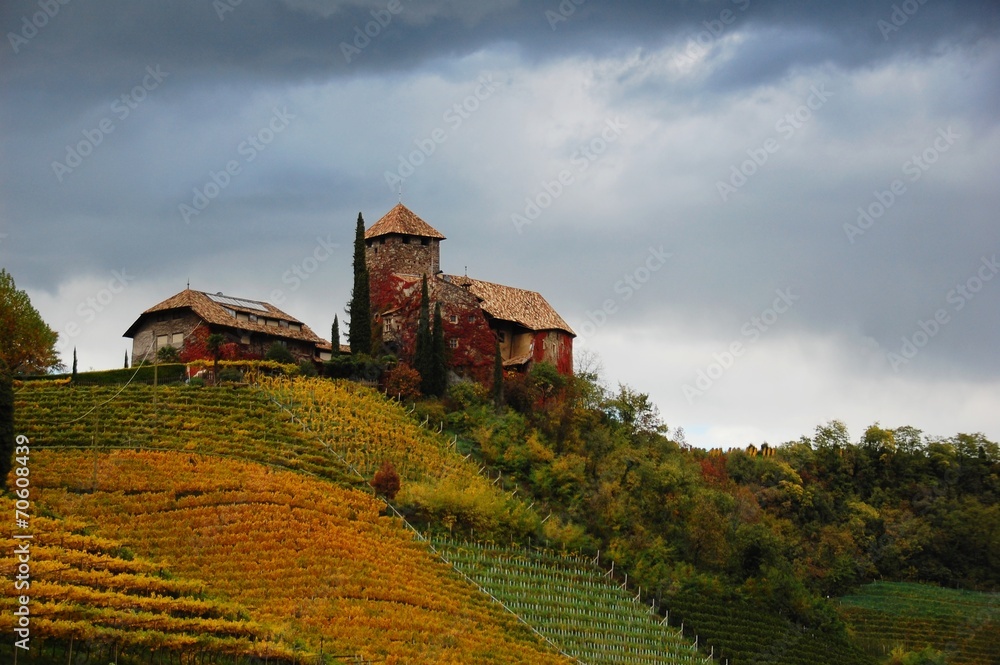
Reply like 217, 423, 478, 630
665, 587, 876, 665
25, 448, 571, 664
260, 376, 477, 482
434, 540, 705, 665
14, 382, 360, 487
838, 582, 1000, 665
0, 496, 294, 664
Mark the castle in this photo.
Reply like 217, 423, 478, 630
365, 204, 575, 379
123, 203, 574, 380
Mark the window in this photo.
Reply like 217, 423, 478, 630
467, 314, 476, 323
449, 339, 459, 349
241, 335, 250, 345
171, 333, 184, 346
279, 319, 289, 328
497, 331, 506, 343
289, 323, 301, 332
449, 314, 458, 324
266, 319, 278, 327
156, 334, 169, 349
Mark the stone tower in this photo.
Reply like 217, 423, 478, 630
364, 203, 446, 276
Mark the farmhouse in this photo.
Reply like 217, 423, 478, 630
123, 289, 332, 365
366, 203, 574, 378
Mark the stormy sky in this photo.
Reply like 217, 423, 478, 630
2, 0, 998, 449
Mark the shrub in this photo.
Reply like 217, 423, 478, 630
217, 367, 244, 383
371, 461, 401, 500
157, 345, 180, 363
298, 360, 318, 378
264, 343, 296, 364
384, 363, 421, 401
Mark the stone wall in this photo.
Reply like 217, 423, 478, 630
366, 234, 440, 276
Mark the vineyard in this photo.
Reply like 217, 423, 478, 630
663, 586, 876, 665
14, 381, 361, 487
0, 496, 294, 664
21, 447, 572, 664
261, 376, 538, 538
837, 582, 1000, 664
435, 540, 705, 665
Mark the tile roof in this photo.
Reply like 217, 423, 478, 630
442, 275, 575, 336
122, 289, 327, 345
365, 203, 446, 240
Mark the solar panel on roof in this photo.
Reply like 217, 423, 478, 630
206, 293, 268, 312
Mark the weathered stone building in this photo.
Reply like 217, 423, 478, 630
123, 289, 332, 365
366, 204, 575, 377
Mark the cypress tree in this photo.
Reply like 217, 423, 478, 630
72, 347, 78, 380
493, 339, 504, 412
413, 275, 432, 394
430, 303, 447, 396
331, 315, 341, 352
124, 350, 129, 368
349, 212, 372, 355
0, 360, 14, 490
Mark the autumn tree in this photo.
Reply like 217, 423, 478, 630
0, 268, 60, 375
0, 269, 59, 488
349, 212, 372, 355
372, 460, 401, 500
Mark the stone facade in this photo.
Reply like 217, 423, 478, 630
367, 234, 441, 276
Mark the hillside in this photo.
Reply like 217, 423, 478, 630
12, 381, 573, 664
0, 495, 289, 664
838, 582, 1000, 664
435, 540, 702, 665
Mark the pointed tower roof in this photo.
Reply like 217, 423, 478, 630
364, 203, 446, 240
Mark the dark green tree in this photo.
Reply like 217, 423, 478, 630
492, 338, 504, 412
72, 347, 78, 380
413, 275, 432, 395
331, 314, 341, 352
428, 303, 447, 396
124, 350, 129, 368
348, 212, 372, 355
0, 359, 13, 489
